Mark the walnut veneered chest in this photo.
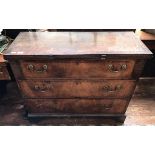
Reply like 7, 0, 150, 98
3, 32, 152, 124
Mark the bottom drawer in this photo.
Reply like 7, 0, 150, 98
25, 99, 129, 114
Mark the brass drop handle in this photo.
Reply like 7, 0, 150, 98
103, 85, 122, 92
36, 64, 48, 73
102, 104, 113, 110
108, 64, 127, 73
104, 107, 111, 110
34, 85, 50, 92
0, 66, 3, 74
27, 64, 48, 73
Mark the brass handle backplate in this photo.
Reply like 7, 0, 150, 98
34, 85, 50, 92
27, 64, 48, 73
103, 85, 122, 92
108, 64, 127, 73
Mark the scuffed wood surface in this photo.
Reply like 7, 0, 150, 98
4, 32, 152, 58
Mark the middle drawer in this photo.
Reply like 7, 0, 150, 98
18, 79, 136, 98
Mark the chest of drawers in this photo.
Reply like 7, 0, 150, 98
3, 32, 152, 124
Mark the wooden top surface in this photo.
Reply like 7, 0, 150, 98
4, 32, 152, 59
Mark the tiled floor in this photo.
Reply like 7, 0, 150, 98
0, 78, 155, 125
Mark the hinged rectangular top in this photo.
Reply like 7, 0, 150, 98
4, 32, 152, 59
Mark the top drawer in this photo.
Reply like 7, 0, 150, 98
19, 59, 135, 79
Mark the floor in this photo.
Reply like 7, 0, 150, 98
0, 78, 155, 126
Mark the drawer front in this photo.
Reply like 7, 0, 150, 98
0, 65, 10, 80
19, 60, 135, 79
25, 99, 129, 114
18, 79, 136, 98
